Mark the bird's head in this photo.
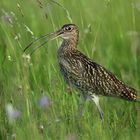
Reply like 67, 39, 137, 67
23, 24, 79, 54
57, 24, 79, 40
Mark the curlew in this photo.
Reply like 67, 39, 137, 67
24, 24, 139, 120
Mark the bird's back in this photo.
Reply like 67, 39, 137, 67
58, 49, 138, 101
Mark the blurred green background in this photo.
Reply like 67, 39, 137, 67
0, 0, 140, 139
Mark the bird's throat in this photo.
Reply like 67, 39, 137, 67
61, 36, 79, 52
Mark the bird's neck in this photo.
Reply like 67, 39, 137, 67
59, 36, 79, 54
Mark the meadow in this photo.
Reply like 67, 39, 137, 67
0, 0, 140, 139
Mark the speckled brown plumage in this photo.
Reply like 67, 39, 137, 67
57, 24, 138, 102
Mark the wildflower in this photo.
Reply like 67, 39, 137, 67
22, 54, 31, 63
1, 10, 16, 27
39, 96, 51, 108
5, 103, 21, 123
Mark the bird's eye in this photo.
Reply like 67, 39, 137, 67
65, 27, 72, 31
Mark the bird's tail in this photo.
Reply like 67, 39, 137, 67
120, 85, 139, 102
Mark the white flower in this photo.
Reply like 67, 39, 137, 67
5, 103, 21, 123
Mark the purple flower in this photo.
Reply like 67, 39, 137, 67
1, 10, 16, 27
5, 104, 21, 123
39, 96, 51, 108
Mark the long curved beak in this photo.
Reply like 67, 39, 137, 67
23, 29, 63, 55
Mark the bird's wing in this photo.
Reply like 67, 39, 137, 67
70, 50, 138, 101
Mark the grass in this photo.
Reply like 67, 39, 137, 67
0, 0, 140, 139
